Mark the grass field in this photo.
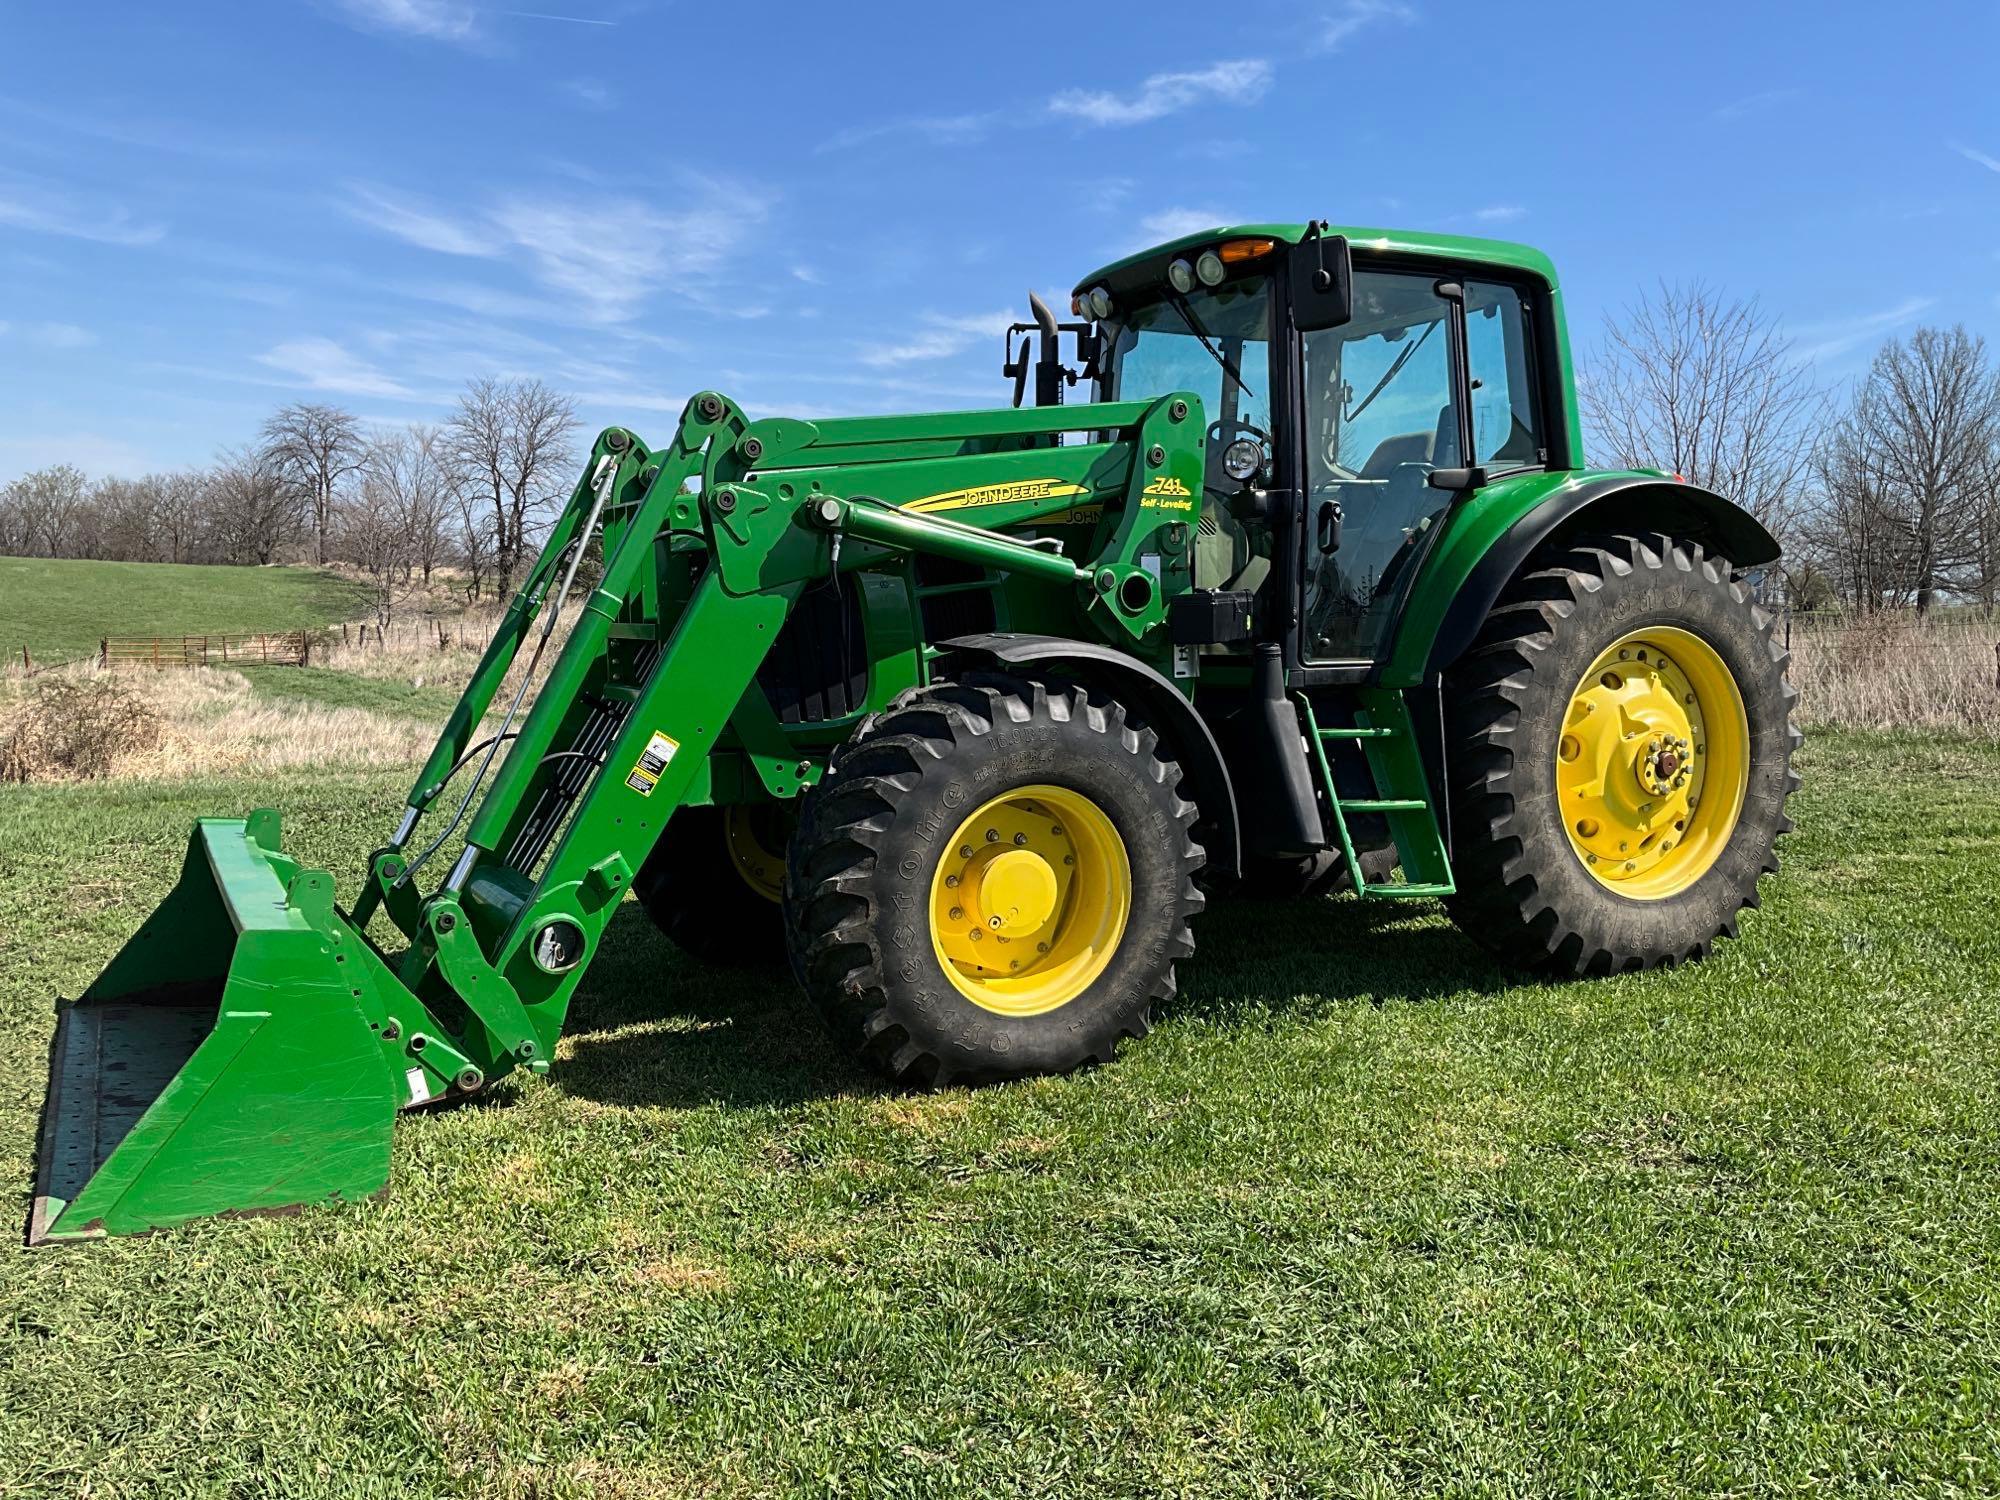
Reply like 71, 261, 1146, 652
0, 732, 1996, 1495
0, 558, 375, 661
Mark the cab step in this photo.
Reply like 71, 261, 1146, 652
1297, 689, 1455, 899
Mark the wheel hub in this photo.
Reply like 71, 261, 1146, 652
929, 785, 1130, 1016
1557, 628, 1749, 899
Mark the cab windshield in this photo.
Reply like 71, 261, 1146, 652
1099, 277, 1273, 444
1099, 278, 1275, 596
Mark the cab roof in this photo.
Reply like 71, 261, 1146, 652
1073, 222, 1560, 294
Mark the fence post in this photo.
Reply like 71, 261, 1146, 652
100, 638, 107, 668
1993, 643, 1999, 693
20, 646, 27, 674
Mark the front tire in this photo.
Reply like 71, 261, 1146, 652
1443, 532, 1799, 974
633, 804, 788, 967
785, 673, 1205, 1086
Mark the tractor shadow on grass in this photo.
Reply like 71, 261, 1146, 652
553, 892, 1521, 1112
1158, 889, 1520, 1029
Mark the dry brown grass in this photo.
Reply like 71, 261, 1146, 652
0, 676, 162, 782
1787, 615, 2000, 738
3, 604, 1993, 786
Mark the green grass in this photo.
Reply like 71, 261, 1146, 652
1, 732, 1996, 1496
0, 557, 375, 660
233, 663, 467, 721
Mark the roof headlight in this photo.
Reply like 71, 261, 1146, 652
1167, 258, 1196, 295
1194, 249, 1226, 287
1086, 286, 1115, 320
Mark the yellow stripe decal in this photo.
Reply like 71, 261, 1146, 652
904, 478, 1088, 514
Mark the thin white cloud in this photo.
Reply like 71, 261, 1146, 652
1472, 204, 1527, 224
257, 337, 418, 398
344, 180, 760, 323
488, 193, 745, 321
1051, 60, 1271, 128
1137, 208, 1232, 244
341, 183, 497, 258
1316, 0, 1415, 52
502, 9, 616, 22
816, 113, 996, 153
0, 182, 165, 246
560, 78, 617, 110
859, 311, 1014, 368
790, 265, 824, 285
1792, 297, 1937, 362
24, 322, 97, 349
1950, 141, 2000, 174
1710, 87, 1801, 122
330, 0, 480, 42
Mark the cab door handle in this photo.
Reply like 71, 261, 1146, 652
1316, 498, 1343, 554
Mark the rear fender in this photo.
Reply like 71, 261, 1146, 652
936, 633, 1240, 878
1384, 471, 1780, 684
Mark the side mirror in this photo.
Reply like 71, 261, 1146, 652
1289, 225, 1352, 332
1426, 466, 1489, 493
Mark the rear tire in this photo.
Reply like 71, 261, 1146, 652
1443, 532, 1799, 974
634, 805, 787, 968
785, 673, 1205, 1086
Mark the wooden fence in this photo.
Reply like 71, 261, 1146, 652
98, 630, 313, 668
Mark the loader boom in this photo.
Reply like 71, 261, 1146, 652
30, 386, 1208, 1242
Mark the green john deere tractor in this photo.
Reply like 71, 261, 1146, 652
29, 222, 1800, 1243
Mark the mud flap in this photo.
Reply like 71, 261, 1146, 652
28, 815, 401, 1245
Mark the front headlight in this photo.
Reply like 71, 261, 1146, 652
1195, 250, 1226, 287
1222, 437, 1266, 483
1167, 258, 1196, 295
1087, 286, 1115, 320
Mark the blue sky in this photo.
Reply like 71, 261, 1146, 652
1, 0, 1995, 480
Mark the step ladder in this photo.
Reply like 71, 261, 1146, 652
1296, 688, 1455, 899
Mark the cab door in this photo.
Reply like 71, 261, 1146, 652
1297, 268, 1466, 664
1296, 269, 1550, 665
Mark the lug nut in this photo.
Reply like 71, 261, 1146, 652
985, 828, 1000, 842
949, 906, 964, 921
1013, 832, 1028, 846
960, 845, 973, 858
944, 874, 959, 888
969, 929, 983, 942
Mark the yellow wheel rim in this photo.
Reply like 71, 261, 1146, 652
928, 784, 1130, 1016
1558, 626, 1749, 900
722, 805, 786, 904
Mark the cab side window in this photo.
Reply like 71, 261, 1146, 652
1463, 282, 1544, 472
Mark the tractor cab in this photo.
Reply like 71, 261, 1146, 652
1051, 223, 1570, 675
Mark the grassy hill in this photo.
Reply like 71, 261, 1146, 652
0, 557, 376, 660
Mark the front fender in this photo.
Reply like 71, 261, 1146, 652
1382, 470, 1780, 685
935, 633, 1240, 879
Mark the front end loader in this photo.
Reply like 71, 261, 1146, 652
30, 223, 1799, 1243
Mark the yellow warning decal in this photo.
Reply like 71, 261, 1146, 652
626, 730, 679, 797
904, 478, 1088, 514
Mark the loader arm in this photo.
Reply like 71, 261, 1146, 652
31, 386, 1208, 1243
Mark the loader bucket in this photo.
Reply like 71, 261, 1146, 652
28, 812, 401, 1245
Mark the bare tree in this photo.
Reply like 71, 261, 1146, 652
261, 403, 365, 567
1812, 326, 2000, 614
445, 378, 578, 596
206, 446, 301, 566
1, 465, 92, 558
1583, 282, 1825, 552
152, 470, 209, 564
